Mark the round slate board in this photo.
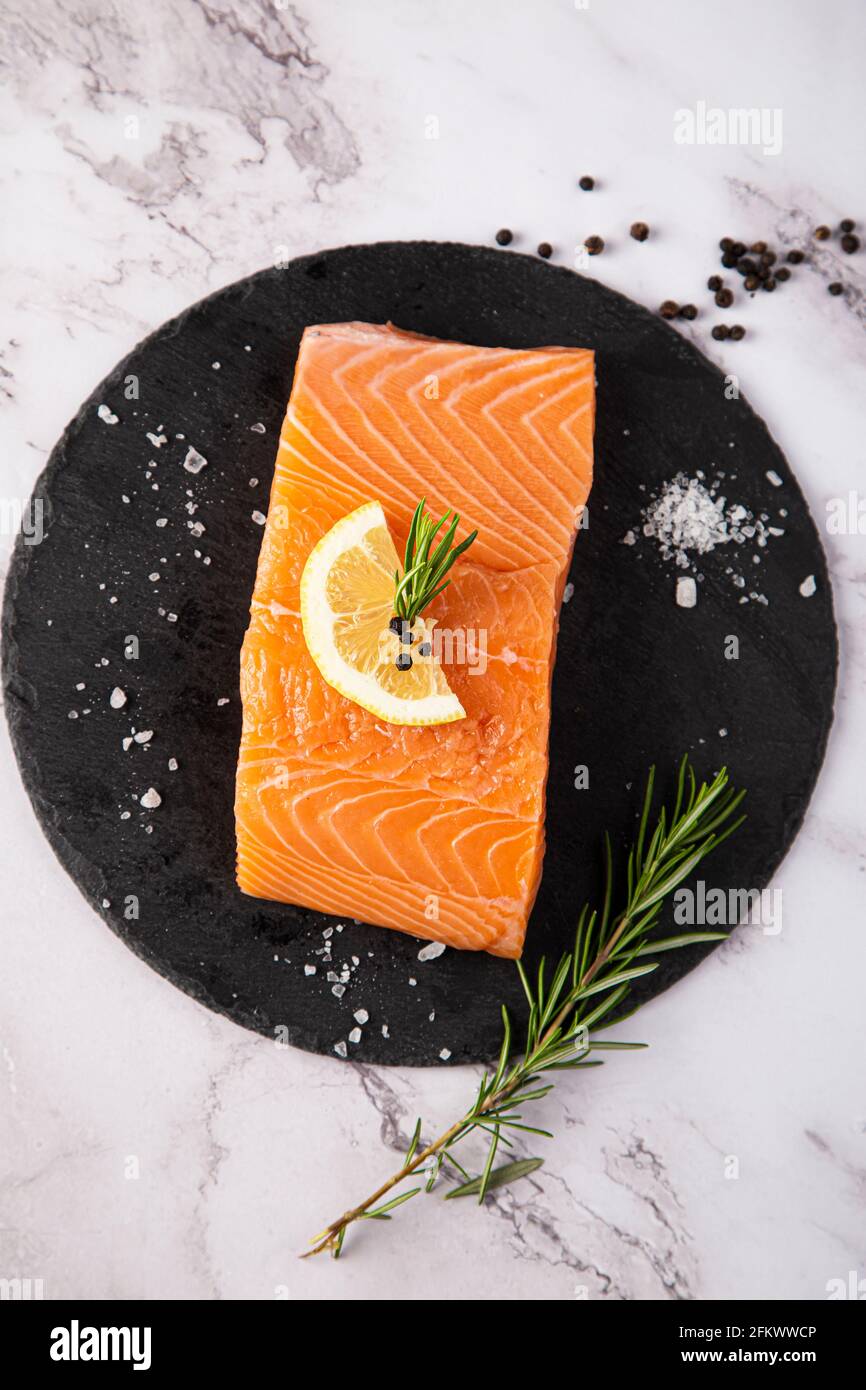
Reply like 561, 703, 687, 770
2, 242, 837, 1065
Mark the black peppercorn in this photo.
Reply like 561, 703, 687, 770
763, 277, 777, 291
828, 282, 844, 295
737, 257, 758, 276
495, 228, 513, 246
711, 325, 730, 341
715, 288, 734, 308
630, 221, 649, 241
775, 266, 791, 282
839, 219, 855, 233
750, 241, 767, 254
729, 325, 746, 341
721, 252, 738, 268
786, 249, 804, 264
744, 275, 760, 291
584, 235, 604, 255
679, 304, 698, 320
814, 225, 831, 240
719, 237, 734, 252
707, 275, 723, 291
579, 175, 595, 190
841, 234, 860, 254
659, 300, 679, 319
760, 250, 777, 266
537, 242, 552, 259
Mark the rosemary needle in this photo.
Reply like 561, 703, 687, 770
393, 498, 478, 625
303, 755, 746, 1259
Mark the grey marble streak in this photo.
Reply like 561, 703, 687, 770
1, 0, 359, 191
1, 0, 865, 1302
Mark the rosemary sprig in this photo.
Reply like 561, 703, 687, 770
303, 756, 745, 1260
393, 497, 478, 625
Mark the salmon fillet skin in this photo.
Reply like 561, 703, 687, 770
235, 322, 595, 959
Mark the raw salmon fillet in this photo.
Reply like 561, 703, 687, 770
235, 322, 594, 958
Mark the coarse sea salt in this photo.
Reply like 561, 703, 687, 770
417, 941, 445, 961
97, 404, 118, 425
183, 447, 208, 475
800, 574, 817, 597
140, 787, 161, 809
110, 687, 127, 709
636, 473, 782, 600
676, 576, 697, 608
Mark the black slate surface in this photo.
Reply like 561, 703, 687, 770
1, 241, 837, 1065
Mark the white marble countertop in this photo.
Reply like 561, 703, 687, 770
1, 0, 864, 1301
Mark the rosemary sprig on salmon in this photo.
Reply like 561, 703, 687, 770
393, 497, 478, 626
303, 756, 746, 1259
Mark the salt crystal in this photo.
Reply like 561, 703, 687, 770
418, 941, 446, 961
168, 757, 178, 771
110, 687, 127, 709
408, 977, 417, 987
333, 1041, 347, 1058
304, 964, 316, 976
97, 404, 119, 425
348, 1028, 362, 1044
133, 730, 153, 744
719, 728, 728, 738
621, 530, 636, 546
353, 1008, 369, 1024
146, 432, 167, 448
331, 984, 345, 998
156, 518, 168, 528
766, 470, 783, 487
148, 572, 160, 582
75, 682, 85, 691
250, 423, 266, 434
252, 510, 266, 526
562, 582, 574, 603
439, 1048, 451, 1061
799, 574, 816, 597
217, 697, 229, 706
676, 576, 697, 608
140, 787, 161, 809
122, 736, 133, 750
381, 1025, 389, 1039
183, 447, 208, 474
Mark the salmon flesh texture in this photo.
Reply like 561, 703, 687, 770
235, 322, 595, 958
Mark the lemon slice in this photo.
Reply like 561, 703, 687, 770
300, 501, 466, 726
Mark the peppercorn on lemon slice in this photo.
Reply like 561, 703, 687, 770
300, 501, 465, 726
